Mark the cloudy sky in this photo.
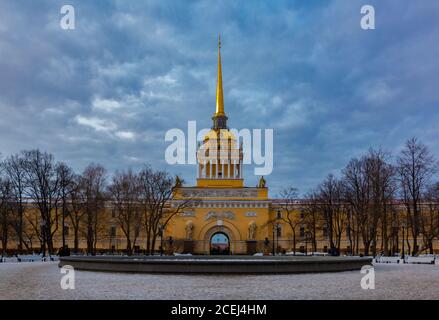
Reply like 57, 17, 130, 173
0, 0, 438, 196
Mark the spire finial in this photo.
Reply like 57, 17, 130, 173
215, 34, 225, 117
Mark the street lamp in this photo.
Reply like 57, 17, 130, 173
159, 225, 164, 256
168, 236, 173, 255
272, 225, 276, 256
401, 221, 407, 262
305, 231, 312, 256
392, 220, 398, 256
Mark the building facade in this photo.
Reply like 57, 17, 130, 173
2, 38, 438, 256
167, 37, 273, 254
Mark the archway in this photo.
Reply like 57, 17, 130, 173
210, 232, 230, 255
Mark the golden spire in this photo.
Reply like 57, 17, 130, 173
215, 34, 225, 116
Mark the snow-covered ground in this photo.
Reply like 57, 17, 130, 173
0, 262, 438, 300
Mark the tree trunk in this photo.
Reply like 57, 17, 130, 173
18, 205, 24, 251
292, 232, 296, 255
74, 228, 79, 254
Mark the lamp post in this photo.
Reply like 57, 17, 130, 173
272, 223, 281, 256
305, 231, 311, 256
272, 225, 275, 256
40, 219, 46, 258
168, 236, 173, 255
401, 221, 406, 262
159, 225, 164, 256
392, 220, 398, 256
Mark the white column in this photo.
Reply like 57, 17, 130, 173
215, 160, 218, 178
209, 161, 212, 178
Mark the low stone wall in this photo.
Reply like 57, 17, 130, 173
59, 255, 372, 274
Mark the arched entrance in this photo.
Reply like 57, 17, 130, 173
210, 232, 230, 255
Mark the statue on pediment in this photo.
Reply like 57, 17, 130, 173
175, 175, 182, 188
257, 176, 266, 188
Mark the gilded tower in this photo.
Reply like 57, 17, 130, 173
196, 35, 244, 188
169, 36, 270, 255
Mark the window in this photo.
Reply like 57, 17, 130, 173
276, 225, 282, 237
276, 210, 282, 219
110, 226, 117, 237
300, 227, 305, 237
111, 209, 116, 218
63, 224, 69, 236
300, 212, 304, 219
323, 227, 328, 237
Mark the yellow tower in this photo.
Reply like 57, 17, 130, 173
169, 36, 269, 255
196, 35, 244, 188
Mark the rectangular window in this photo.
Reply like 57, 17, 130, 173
300, 227, 305, 237
276, 226, 282, 238
276, 211, 282, 219
110, 226, 116, 237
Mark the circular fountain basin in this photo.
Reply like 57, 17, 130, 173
59, 255, 372, 274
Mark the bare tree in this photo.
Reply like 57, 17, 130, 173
81, 164, 106, 255
301, 190, 322, 253
2, 154, 27, 251
343, 157, 370, 255
420, 183, 439, 254
318, 174, 347, 256
0, 178, 13, 258
366, 148, 395, 256
56, 162, 75, 249
343, 149, 396, 256
22, 150, 60, 256
397, 138, 436, 255
277, 187, 301, 255
108, 169, 142, 255
139, 166, 193, 255
68, 175, 86, 254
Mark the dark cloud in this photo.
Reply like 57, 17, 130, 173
0, 0, 438, 196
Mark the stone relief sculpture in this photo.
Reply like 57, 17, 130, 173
181, 211, 195, 217
185, 221, 194, 240
248, 221, 257, 240
204, 211, 235, 220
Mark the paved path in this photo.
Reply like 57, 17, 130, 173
0, 262, 438, 299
